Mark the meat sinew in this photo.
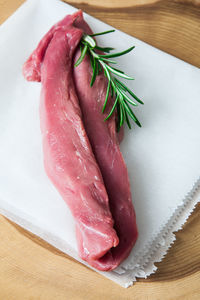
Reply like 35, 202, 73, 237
23, 11, 138, 271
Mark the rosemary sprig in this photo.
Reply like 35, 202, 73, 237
74, 30, 143, 130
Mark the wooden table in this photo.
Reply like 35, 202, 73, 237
0, 1, 200, 299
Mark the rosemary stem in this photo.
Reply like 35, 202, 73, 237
74, 31, 143, 129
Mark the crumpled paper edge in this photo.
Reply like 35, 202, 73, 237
0, 0, 199, 288
115, 177, 200, 287
0, 176, 199, 288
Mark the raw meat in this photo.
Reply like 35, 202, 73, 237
23, 11, 138, 271
73, 17, 138, 270
23, 13, 119, 268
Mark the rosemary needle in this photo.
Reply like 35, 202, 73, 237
74, 30, 143, 130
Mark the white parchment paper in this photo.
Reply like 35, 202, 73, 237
0, 0, 200, 288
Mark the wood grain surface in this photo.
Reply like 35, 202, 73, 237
0, 0, 200, 299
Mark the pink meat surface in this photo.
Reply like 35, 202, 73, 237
73, 22, 138, 270
23, 11, 138, 271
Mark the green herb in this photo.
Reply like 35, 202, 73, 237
74, 30, 143, 130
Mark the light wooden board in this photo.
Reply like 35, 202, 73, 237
0, 0, 200, 299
